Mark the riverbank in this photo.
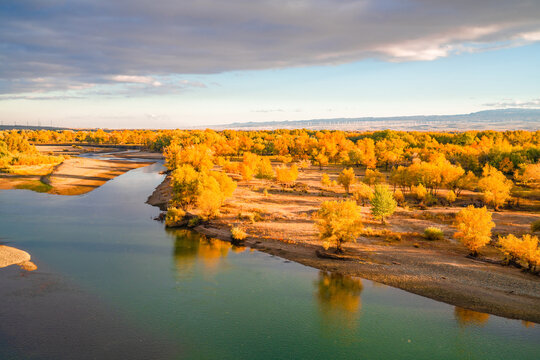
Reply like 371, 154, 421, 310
0, 245, 37, 271
148, 167, 540, 323
1, 149, 153, 195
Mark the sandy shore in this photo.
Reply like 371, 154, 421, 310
148, 167, 540, 323
1, 154, 151, 195
43, 157, 150, 195
0, 245, 37, 271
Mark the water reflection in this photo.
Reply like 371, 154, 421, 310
454, 307, 490, 327
168, 229, 245, 277
315, 271, 363, 328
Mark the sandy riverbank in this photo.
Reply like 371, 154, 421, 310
1, 151, 153, 195
148, 166, 540, 323
0, 245, 37, 271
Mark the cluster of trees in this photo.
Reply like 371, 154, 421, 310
164, 143, 237, 223
0, 131, 64, 171
452, 205, 539, 272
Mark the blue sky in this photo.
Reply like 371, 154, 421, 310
1, 0, 540, 128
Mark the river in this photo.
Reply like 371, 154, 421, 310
0, 163, 538, 359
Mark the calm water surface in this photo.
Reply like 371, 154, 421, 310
0, 163, 538, 359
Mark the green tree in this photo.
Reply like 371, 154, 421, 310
370, 185, 397, 224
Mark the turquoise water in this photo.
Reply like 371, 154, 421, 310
0, 163, 538, 359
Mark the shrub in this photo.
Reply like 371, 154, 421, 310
352, 183, 374, 206
498, 234, 540, 271
275, 164, 299, 187
412, 184, 427, 201
424, 227, 444, 241
453, 206, 495, 256
321, 173, 332, 188
165, 207, 186, 227
255, 157, 274, 179
364, 168, 384, 186
231, 227, 248, 241
446, 190, 457, 204
531, 220, 540, 233
393, 189, 404, 205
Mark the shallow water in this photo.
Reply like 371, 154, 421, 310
0, 163, 538, 359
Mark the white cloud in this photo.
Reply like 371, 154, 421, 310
483, 98, 540, 108
111, 75, 162, 87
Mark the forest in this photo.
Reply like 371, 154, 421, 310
1, 128, 539, 273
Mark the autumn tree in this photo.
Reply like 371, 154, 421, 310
338, 168, 356, 194
478, 165, 513, 210
275, 164, 299, 187
314, 200, 363, 253
352, 183, 374, 206
370, 185, 397, 224
453, 206, 495, 257
363, 168, 384, 186
498, 234, 540, 271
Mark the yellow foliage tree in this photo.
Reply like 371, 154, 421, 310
478, 165, 513, 210
363, 168, 384, 186
446, 190, 457, 204
321, 173, 332, 188
337, 167, 356, 193
454, 206, 495, 256
411, 183, 427, 201
314, 200, 363, 253
498, 234, 540, 271
351, 183, 374, 206
275, 164, 299, 187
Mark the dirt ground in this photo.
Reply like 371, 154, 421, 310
149, 164, 540, 323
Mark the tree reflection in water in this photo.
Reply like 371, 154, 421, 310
315, 271, 363, 329
167, 228, 245, 278
454, 307, 490, 327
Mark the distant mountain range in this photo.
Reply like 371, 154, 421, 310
1, 108, 538, 131
205, 108, 540, 131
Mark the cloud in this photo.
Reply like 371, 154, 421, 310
112, 75, 162, 87
1, 0, 540, 94
483, 98, 540, 108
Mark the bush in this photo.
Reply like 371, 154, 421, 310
531, 220, 540, 233
231, 227, 248, 241
394, 189, 404, 205
165, 207, 186, 227
424, 227, 444, 241
446, 190, 457, 204
498, 234, 540, 271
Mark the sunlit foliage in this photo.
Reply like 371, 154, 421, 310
314, 200, 363, 253
454, 206, 495, 256
478, 164, 513, 210
370, 185, 397, 224
337, 167, 356, 193
498, 234, 540, 271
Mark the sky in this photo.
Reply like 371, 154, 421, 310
1, 0, 540, 129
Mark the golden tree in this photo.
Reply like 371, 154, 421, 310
351, 182, 374, 206
314, 200, 363, 253
321, 173, 332, 188
454, 206, 495, 256
498, 234, 540, 271
478, 164, 513, 210
275, 164, 299, 187
337, 167, 356, 193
